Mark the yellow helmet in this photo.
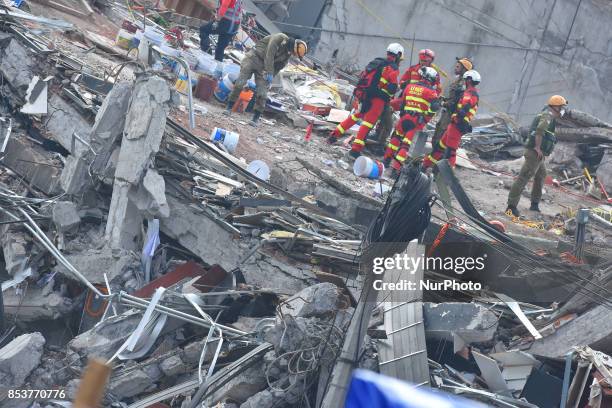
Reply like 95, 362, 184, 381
294, 40, 308, 59
456, 57, 473, 71
548, 95, 568, 107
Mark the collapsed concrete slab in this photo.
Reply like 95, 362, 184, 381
0, 228, 28, 276
526, 304, 612, 357
423, 302, 499, 345
280, 282, 340, 318
161, 196, 314, 292
0, 332, 45, 391
68, 311, 142, 360
597, 149, 612, 193
108, 369, 157, 399
52, 201, 81, 232
45, 93, 92, 156
0, 136, 62, 195
105, 75, 172, 251
205, 365, 267, 406
56, 246, 138, 284
131, 168, 170, 218
159, 355, 185, 377
61, 81, 134, 195
2, 288, 72, 321
0, 33, 36, 95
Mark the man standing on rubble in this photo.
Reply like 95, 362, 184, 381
432, 57, 473, 149
224, 33, 308, 126
384, 66, 440, 176
400, 49, 442, 93
327, 43, 402, 160
200, 0, 243, 65
423, 70, 480, 169
506, 95, 568, 216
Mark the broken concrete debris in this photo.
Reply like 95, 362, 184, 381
52, 201, 81, 232
0, 2, 611, 408
0, 332, 45, 390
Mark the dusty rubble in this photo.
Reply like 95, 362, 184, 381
0, 1, 612, 408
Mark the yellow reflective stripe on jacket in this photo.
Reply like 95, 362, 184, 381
439, 139, 446, 149
362, 120, 374, 129
396, 155, 407, 162
353, 139, 366, 145
404, 107, 425, 114
387, 142, 399, 151
381, 88, 393, 97
380, 78, 388, 84
405, 96, 430, 106
404, 107, 426, 114
402, 138, 413, 145
351, 114, 359, 121
427, 154, 438, 164
336, 124, 346, 134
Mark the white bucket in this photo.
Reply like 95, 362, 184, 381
210, 127, 239, 153
247, 160, 270, 181
222, 63, 240, 80
353, 156, 384, 179
222, 74, 235, 91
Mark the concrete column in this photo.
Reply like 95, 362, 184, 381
60, 81, 134, 195
105, 75, 172, 251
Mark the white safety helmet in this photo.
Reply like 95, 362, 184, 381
386, 43, 405, 58
419, 66, 438, 84
463, 70, 481, 84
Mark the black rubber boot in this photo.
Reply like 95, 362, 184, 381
345, 150, 360, 162
529, 202, 541, 212
506, 205, 520, 217
222, 101, 233, 116
249, 111, 261, 127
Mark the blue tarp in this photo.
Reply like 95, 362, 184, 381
345, 369, 488, 408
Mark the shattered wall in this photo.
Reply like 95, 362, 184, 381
313, 0, 612, 124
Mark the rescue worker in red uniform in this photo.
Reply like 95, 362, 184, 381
399, 49, 442, 93
328, 43, 402, 160
384, 66, 440, 175
423, 70, 481, 168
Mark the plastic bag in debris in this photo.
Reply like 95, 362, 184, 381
345, 369, 487, 408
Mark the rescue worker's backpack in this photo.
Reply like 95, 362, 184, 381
524, 110, 557, 156
354, 58, 391, 101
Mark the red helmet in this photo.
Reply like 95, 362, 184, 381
419, 49, 435, 61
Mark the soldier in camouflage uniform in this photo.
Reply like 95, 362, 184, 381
506, 95, 569, 216
225, 33, 307, 126
432, 58, 473, 148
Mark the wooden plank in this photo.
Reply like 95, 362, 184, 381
378, 241, 429, 385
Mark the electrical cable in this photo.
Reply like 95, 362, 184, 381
318, 162, 433, 403
429, 196, 612, 309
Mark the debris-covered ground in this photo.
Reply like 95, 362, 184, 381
1, 1, 612, 407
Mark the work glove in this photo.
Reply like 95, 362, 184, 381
265, 73, 273, 85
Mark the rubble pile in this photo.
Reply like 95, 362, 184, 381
0, 1, 612, 408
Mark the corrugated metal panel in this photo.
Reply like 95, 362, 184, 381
378, 241, 430, 386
